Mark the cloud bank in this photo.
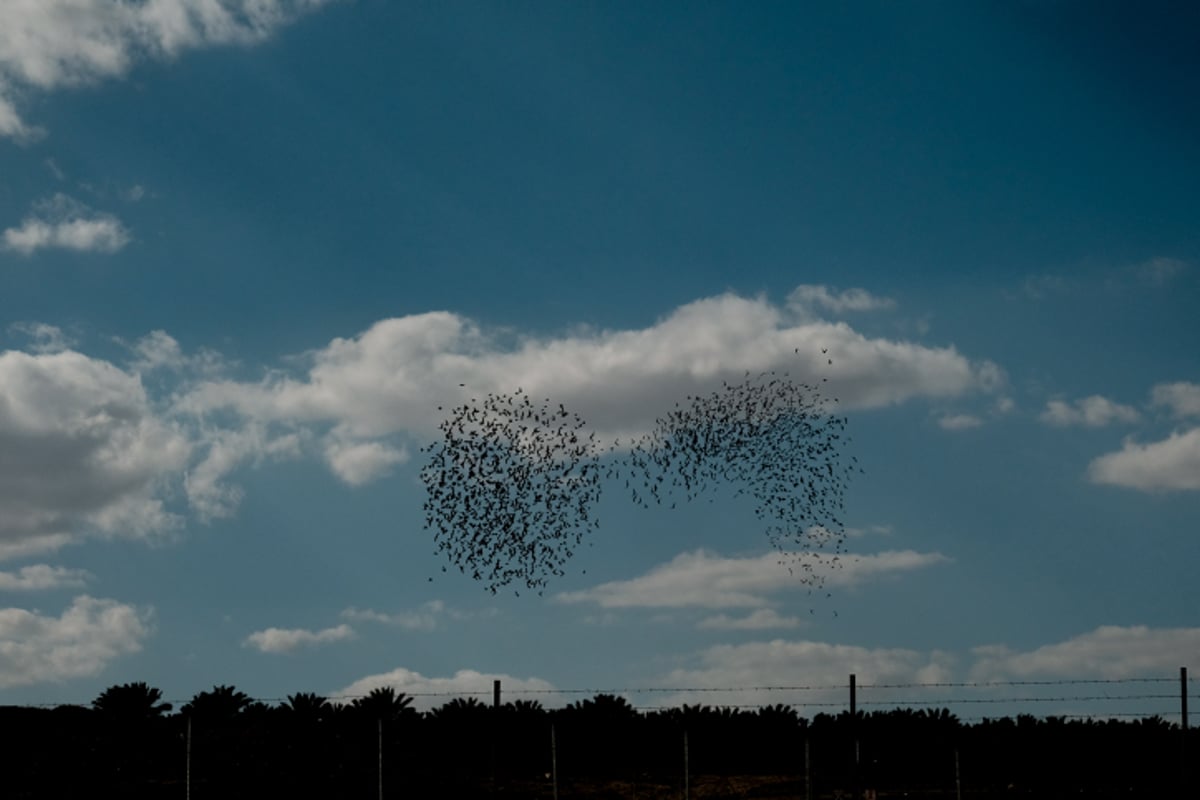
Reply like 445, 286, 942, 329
0, 348, 191, 557
243, 623, 355, 654
182, 291, 1001, 484
1088, 428, 1200, 492
0, 0, 337, 139
0, 564, 91, 591
555, 548, 949, 610
1040, 395, 1140, 428
3, 195, 130, 255
335, 667, 558, 712
971, 625, 1200, 681
0, 289, 1000, 556
0, 595, 151, 688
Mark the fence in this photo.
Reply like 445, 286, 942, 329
3, 670, 1196, 799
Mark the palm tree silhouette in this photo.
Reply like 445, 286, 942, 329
349, 687, 418, 723
92, 682, 173, 719
282, 691, 332, 723
181, 684, 253, 723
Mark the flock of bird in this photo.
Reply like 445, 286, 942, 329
421, 353, 856, 595
420, 388, 605, 594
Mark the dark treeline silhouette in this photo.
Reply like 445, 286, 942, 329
1, 685, 1194, 798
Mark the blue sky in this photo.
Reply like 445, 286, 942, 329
0, 1, 1197, 717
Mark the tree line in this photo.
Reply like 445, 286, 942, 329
0, 682, 1193, 798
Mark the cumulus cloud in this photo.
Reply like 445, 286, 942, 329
180, 291, 1001, 481
787, 285, 897, 316
938, 414, 982, 431
323, 438, 408, 486
341, 600, 485, 631
8, 322, 77, 354
243, 623, 355, 654
0, 288, 1001, 552
3, 194, 129, 255
0, 564, 91, 591
0, 0, 337, 138
555, 548, 949, 610
1151, 382, 1200, 419
698, 609, 804, 631
125, 330, 224, 376
656, 639, 955, 709
335, 667, 558, 711
1087, 428, 1200, 492
970, 625, 1200, 681
1040, 396, 1141, 428
0, 595, 151, 687
184, 424, 301, 521
0, 348, 191, 557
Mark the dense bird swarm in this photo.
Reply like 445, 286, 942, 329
422, 358, 855, 595
420, 388, 604, 594
623, 369, 854, 583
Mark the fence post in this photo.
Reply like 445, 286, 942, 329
954, 747, 962, 800
804, 737, 812, 800
185, 716, 191, 800
1183, 667, 1190, 792
491, 679, 501, 792
849, 674, 858, 796
683, 729, 690, 800
551, 723, 558, 800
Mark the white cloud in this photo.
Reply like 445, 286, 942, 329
0, 0, 337, 138
656, 639, 955, 709
0, 288, 1001, 553
0, 348, 191, 557
1087, 428, 1200, 492
184, 424, 301, 521
323, 438, 408, 486
844, 524, 893, 539
698, 609, 804, 631
1151, 382, 1200, 419
787, 285, 897, 316
970, 625, 1200, 681
555, 548, 949, 610
335, 667, 558, 711
0, 595, 151, 687
8, 322, 76, 354
243, 623, 355, 654
0, 564, 91, 591
1040, 396, 1141, 428
938, 413, 982, 431
180, 291, 1001, 480
3, 194, 129, 255
341, 600, 486, 631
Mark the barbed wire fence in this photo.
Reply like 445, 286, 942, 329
6, 671, 1196, 799
16, 671, 1197, 723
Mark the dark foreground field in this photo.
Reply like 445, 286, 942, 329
3, 694, 1194, 799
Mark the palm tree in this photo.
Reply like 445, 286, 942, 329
566, 693, 639, 721
92, 682, 173, 720
282, 691, 332, 723
349, 687, 417, 724
91, 683, 175, 790
181, 684, 253, 723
